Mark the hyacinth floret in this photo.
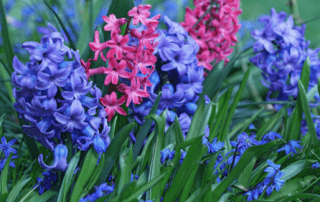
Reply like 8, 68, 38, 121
181, 0, 242, 75
129, 16, 204, 139
244, 160, 285, 200
12, 24, 111, 168
82, 4, 161, 121
250, 8, 320, 102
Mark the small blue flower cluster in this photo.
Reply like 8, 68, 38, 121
79, 183, 114, 202
130, 16, 204, 137
250, 8, 320, 101
0, 137, 18, 171
35, 171, 57, 195
244, 160, 285, 200
12, 24, 111, 171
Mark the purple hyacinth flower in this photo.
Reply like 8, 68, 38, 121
259, 8, 287, 26
12, 56, 39, 89
0, 137, 17, 157
61, 66, 92, 100
163, 15, 188, 42
154, 30, 180, 62
38, 144, 68, 171
161, 44, 196, 76
181, 66, 204, 101
35, 62, 72, 98
273, 16, 301, 47
151, 84, 185, 109
54, 99, 88, 132
251, 29, 276, 53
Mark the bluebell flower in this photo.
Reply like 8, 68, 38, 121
79, 183, 114, 202
203, 137, 224, 154
260, 131, 282, 144
264, 159, 281, 178
0, 137, 17, 157
230, 132, 259, 154
160, 148, 175, 164
312, 162, 320, 169
38, 144, 68, 171
264, 171, 285, 196
0, 155, 18, 171
276, 140, 303, 156
244, 188, 260, 201
35, 171, 57, 195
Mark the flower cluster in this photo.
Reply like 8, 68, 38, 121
244, 160, 285, 200
180, 0, 242, 74
0, 137, 18, 171
79, 183, 114, 202
130, 16, 204, 137
12, 24, 111, 171
250, 8, 320, 101
35, 171, 57, 195
82, 4, 161, 121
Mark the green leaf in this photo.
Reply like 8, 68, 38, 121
186, 100, 205, 141
85, 153, 106, 194
70, 148, 99, 202
298, 80, 318, 145
173, 116, 185, 145
43, 1, 77, 50
23, 134, 40, 162
286, 57, 310, 141
6, 177, 31, 202
209, 87, 233, 141
219, 67, 250, 142
99, 122, 135, 184
27, 190, 56, 202
57, 151, 80, 202
255, 107, 285, 140
278, 193, 320, 202
0, 113, 5, 137
122, 172, 167, 201
163, 136, 204, 201
238, 157, 256, 188
197, 54, 237, 104
211, 139, 285, 200
145, 110, 166, 201
1, 153, 12, 195
133, 91, 162, 160
118, 147, 133, 194
0, 0, 14, 72
281, 160, 310, 181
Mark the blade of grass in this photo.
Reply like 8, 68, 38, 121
43, 1, 77, 50
219, 67, 250, 142
98, 122, 135, 184
133, 91, 162, 160
0, 0, 14, 72
298, 80, 318, 145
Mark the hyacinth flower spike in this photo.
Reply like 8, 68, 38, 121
38, 144, 68, 171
